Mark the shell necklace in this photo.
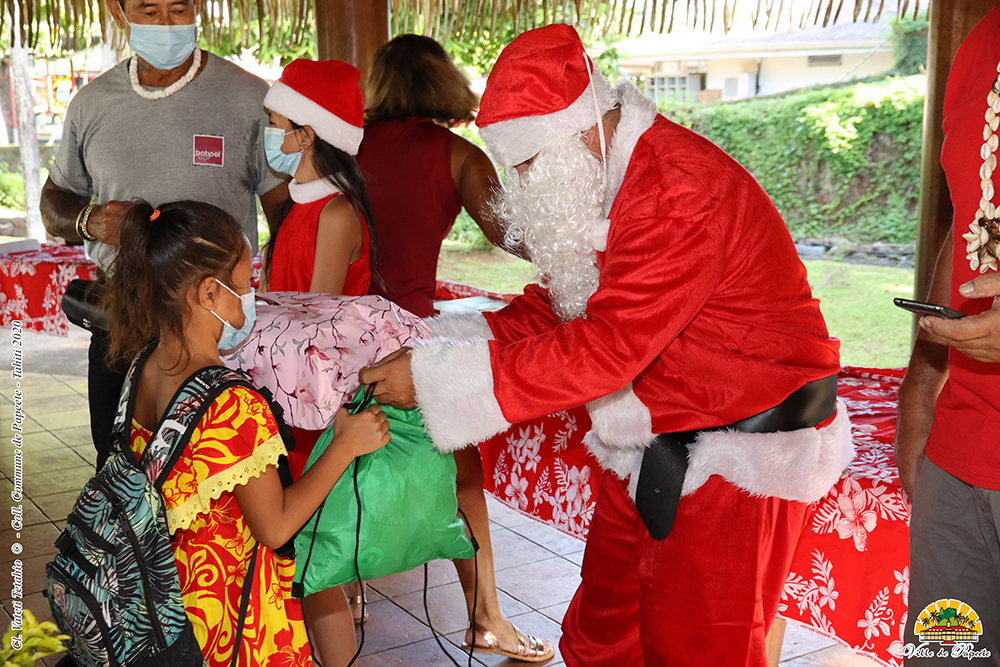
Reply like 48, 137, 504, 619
963, 64, 1000, 273
128, 47, 202, 101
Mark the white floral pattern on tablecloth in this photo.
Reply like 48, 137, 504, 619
0, 244, 98, 336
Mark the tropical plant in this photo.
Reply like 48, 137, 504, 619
1, 608, 68, 667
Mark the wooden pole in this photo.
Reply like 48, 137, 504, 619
315, 0, 390, 97
914, 0, 1000, 304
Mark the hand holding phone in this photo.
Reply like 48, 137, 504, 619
893, 298, 966, 319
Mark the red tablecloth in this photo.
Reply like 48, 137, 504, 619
437, 283, 909, 667
0, 244, 97, 336
0, 246, 265, 338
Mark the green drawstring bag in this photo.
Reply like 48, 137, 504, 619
292, 386, 475, 596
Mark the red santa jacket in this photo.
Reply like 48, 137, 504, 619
412, 82, 852, 503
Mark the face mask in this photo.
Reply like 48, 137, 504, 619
264, 127, 303, 175
210, 279, 256, 350
126, 19, 197, 71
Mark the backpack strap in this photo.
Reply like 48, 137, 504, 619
109, 343, 159, 459
141, 366, 255, 491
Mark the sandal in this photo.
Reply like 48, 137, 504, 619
348, 594, 368, 625
462, 622, 554, 662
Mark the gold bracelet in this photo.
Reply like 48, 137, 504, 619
75, 204, 96, 242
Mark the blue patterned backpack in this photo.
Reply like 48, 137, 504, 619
45, 345, 264, 667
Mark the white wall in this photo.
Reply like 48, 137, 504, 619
757, 51, 895, 96
692, 50, 894, 101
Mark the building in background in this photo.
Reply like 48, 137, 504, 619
621, 16, 894, 105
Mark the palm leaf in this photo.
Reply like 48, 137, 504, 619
2, 0, 920, 51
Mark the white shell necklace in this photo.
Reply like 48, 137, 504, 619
128, 47, 202, 101
963, 63, 1000, 273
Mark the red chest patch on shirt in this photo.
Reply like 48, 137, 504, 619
193, 135, 224, 167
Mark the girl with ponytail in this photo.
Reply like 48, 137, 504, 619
104, 200, 389, 667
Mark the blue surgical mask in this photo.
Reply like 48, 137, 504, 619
211, 279, 256, 350
264, 126, 303, 176
127, 20, 197, 71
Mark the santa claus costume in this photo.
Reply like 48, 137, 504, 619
406, 25, 853, 667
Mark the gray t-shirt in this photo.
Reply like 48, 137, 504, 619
51, 52, 283, 271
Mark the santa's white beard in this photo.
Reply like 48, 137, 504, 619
497, 135, 604, 322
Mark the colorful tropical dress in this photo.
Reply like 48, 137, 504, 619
130, 385, 313, 667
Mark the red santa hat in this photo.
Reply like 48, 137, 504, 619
476, 24, 616, 168
264, 59, 364, 156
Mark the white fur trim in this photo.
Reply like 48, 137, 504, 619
582, 387, 854, 504
427, 311, 495, 341
584, 429, 643, 490
586, 219, 611, 252
586, 383, 655, 448
288, 178, 340, 204
264, 80, 363, 156
682, 399, 854, 503
602, 81, 658, 218
410, 337, 511, 452
478, 73, 615, 168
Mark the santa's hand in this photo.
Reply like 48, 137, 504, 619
920, 276, 1000, 362
359, 348, 416, 408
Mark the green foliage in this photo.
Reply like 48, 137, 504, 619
2, 608, 68, 667
444, 10, 625, 79
0, 164, 25, 211
660, 75, 925, 244
200, 19, 315, 65
890, 13, 929, 76
448, 210, 495, 250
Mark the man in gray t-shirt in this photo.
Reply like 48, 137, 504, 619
50, 49, 283, 270
40, 0, 288, 469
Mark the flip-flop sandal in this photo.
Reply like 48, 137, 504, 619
462, 623, 554, 662
348, 594, 368, 625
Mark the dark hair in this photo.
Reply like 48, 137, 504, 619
262, 126, 380, 289
365, 34, 478, 127
104, 200, 246, 367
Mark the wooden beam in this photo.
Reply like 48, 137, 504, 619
915, 0, 999, 304
315, 0, 390, 96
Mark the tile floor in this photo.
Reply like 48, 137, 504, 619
0, 327, 880, 666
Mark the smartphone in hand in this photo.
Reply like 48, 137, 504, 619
893, 298, 966, 319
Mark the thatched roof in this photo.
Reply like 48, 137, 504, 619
6, 0, 925, 53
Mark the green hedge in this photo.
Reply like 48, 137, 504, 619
664, 74, 925, 244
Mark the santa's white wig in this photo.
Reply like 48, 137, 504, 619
496, 133, 604, 321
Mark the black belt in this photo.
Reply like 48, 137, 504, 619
634, 374, 838, 540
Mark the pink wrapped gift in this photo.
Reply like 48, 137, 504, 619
222, 292, 430, 430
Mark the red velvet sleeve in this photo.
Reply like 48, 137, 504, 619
488, 154, 728, 423
483, 283, 561, 343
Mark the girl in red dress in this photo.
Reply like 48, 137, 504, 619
261, 59, 379, 664
103, 200, 390, 667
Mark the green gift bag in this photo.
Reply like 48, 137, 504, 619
292, 387, 475, 596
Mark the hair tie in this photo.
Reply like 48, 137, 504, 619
150, 209, 161, 221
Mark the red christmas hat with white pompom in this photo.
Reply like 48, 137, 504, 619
264, 59, 364, 156
476, 24, 615, 168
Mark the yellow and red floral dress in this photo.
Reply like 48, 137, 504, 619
130, 385, 313, 667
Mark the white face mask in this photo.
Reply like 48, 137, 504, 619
210, 279, 256, 350
125, 18, 198, 70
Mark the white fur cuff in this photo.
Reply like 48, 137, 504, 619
427, 311, 494, 342
411, 337, 511, 452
